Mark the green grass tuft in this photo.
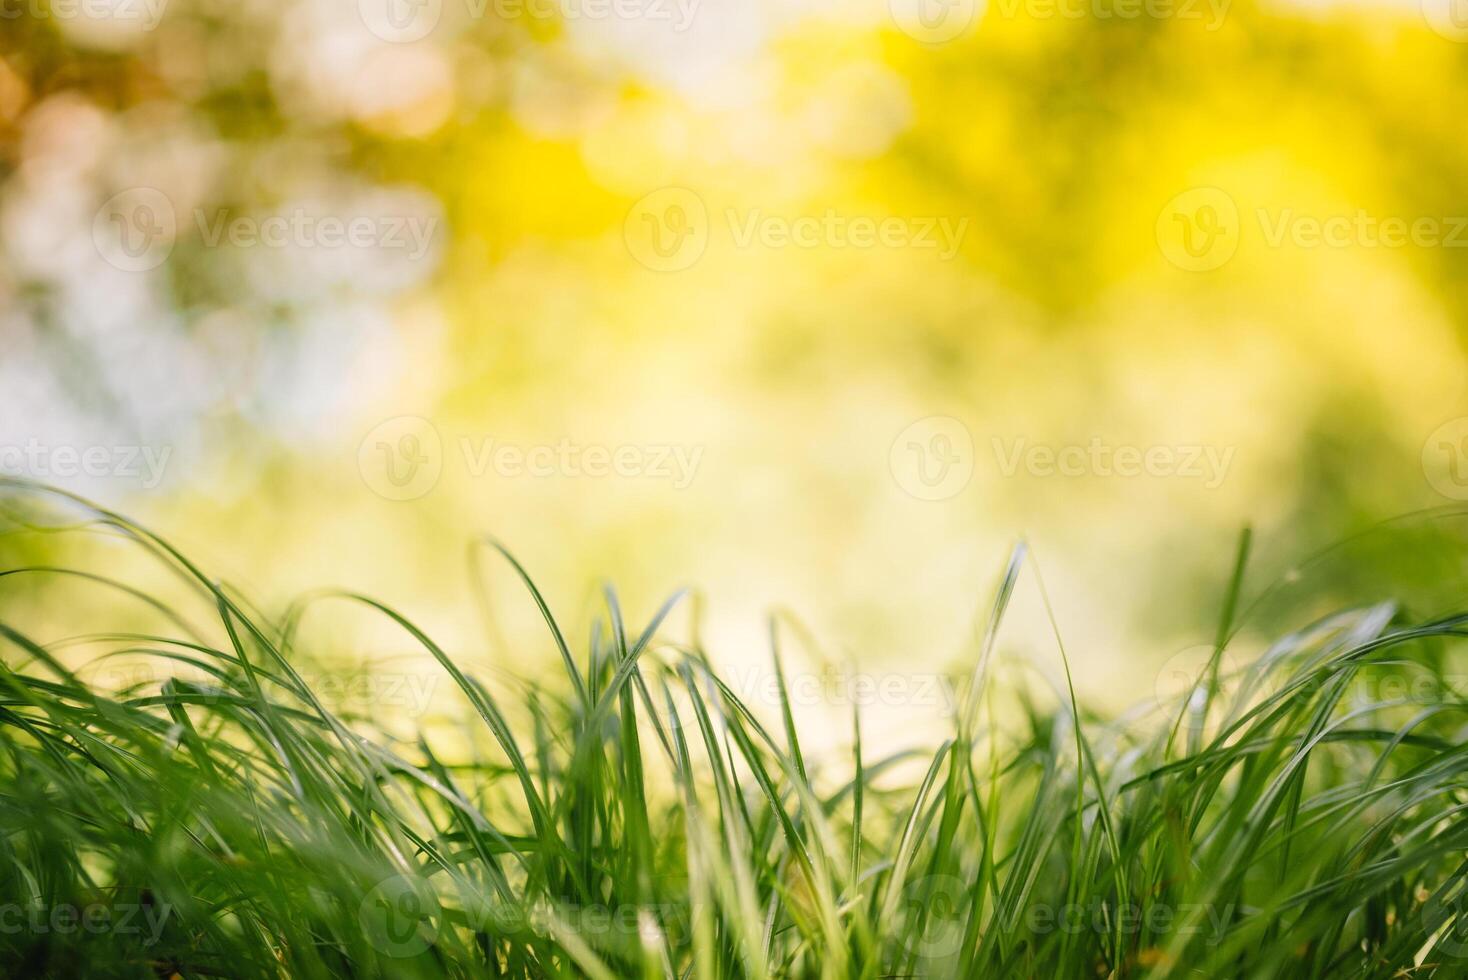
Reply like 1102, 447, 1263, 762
1, 482, 1467, 978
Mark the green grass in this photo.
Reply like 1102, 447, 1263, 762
1, 482, 1467, 978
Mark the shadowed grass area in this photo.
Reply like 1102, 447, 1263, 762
1, 482, 1466, 978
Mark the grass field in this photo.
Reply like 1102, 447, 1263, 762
1, 481, 1466, 978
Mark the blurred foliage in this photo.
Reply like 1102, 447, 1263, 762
2, 0, 1468, 702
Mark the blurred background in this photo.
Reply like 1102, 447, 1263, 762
3, 0, 1468, 720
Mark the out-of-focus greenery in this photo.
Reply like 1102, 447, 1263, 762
3, 0, 1468, 699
